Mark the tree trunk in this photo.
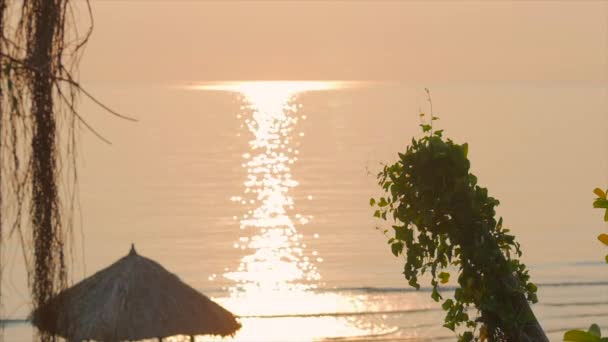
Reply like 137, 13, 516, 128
0, 0, 5, 305
493, 253, 549, 342
503, 275, 549, 342
27, 0, 65, 338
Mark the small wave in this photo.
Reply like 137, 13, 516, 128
397, 322, 436, 330
202, 280, 608, 297
545, 312, 608, 319
543, 301, 608, 307
316, 286, 455, 293
323, 332, 456, 342
322, 326, 401, 341
538, 281, 608, 287
238, 308, 439, 319
568, 261, 608, 266
318, 281, 608, 294
533, 260, 608, 268
0, 319, 28, 327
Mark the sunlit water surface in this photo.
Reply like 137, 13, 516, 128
189, 81, 396, 341
2, 80, 607, 341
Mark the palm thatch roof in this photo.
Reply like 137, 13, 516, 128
31, 244, 241, 341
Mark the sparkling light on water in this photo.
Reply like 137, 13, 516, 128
207, 82, 335, 295
191, 81, 396, 341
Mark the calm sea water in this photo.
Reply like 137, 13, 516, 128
2, 81, 607, 341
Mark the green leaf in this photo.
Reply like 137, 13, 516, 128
438, 272, 450, 284
373, 210, 381, 218
459, 332, 474, 342
605, 254, 608, 263
496, 217, 503, 230
390, 184, 398, 198
379, 197, 389, 207
593, 198, 608, 209
444, 322, 456, 331
564, 330, 601, 342
391, 242, 404, 257
420, 124, 432, 133
598, 234, 608, 246
462, 143, 469, 158
394, 226, 409, 241
588, 324, 601, 338
594, 188, 607, 199
456, 312, 469, 322
468, 174, 477, 186
369, 198, 376, 206
527, 292, 538, 303
431, 286, 442, 301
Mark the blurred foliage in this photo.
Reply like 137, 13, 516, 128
562, 188, 608, 341
565, 324, 608, 342
371, 92, 542, 341
593, 187, 608, 262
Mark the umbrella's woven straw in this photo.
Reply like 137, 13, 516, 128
32, 245, 241, 341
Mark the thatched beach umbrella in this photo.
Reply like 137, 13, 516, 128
32, 244, 241, 341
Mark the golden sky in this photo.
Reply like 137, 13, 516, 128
79, 1, 608, 82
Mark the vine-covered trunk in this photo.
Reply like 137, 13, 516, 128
1, 1, 111, 340
0, 0, 5, 306
374, 121, 551, 341
462, 228, 549, 342
26, 0, 67, 337
501, 284, 548, 342
494, 254, 549, 342
480, 277, 548, 342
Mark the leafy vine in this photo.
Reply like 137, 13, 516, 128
371, 94, 546, 341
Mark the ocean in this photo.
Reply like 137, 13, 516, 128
2, 81, 607, 341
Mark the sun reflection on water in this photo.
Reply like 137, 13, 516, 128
214, 82, 334, 295
195, 82, 350, 296
192, 81, 395, 341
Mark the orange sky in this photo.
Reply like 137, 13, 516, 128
78, 1, 608, 83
